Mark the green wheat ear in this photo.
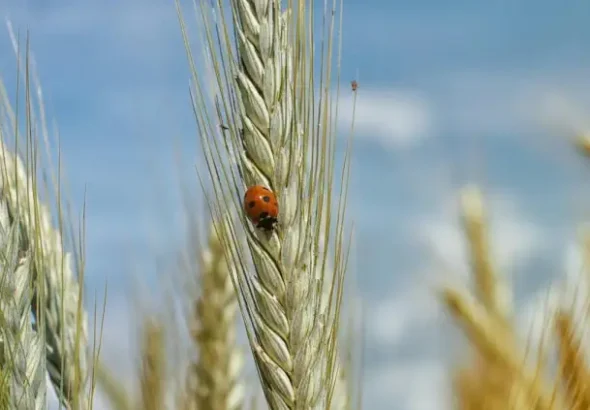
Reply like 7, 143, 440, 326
177, 0, 353, 408
0, 32, 90, 408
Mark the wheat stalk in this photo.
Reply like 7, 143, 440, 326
177, 0, 351, 407
186, 226, 244, 410
0, 48, 89, 407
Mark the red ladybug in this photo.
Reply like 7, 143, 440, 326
243, 185, 279, 231
351, 80, 358, 92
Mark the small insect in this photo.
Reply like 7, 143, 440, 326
351, 80, 358, 92
243, 185, 279, 232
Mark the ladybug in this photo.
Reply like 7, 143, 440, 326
351, 80, 358, 92
243, 185, 279, 231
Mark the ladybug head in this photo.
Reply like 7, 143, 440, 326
256, 214, 278, 232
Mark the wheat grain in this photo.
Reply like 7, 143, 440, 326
187, 226, 244, 410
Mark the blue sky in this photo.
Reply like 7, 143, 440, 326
2, 0, 590, 409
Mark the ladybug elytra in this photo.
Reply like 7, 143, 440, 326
243, 185, 279, 231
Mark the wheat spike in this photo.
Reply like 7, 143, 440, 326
177, 0, 350, 407
442, 287, 564, 409
187, 226, 244, 410
554, 310, 590, 409
460, 186, 512, 321
0, 202, 46, 409
138, 318, 165, 410
457, 186, 519, 407
230, 4, 331, 403
0, 68, 88, 407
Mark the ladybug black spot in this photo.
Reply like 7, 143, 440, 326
263, 196, 270, 202
248, 201, 256, 208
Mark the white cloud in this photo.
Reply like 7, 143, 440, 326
337, 67, 590, 153
368, 284, 440, 347
338, 89, 434, 149
365, 360, 450, 410
436, 68, 590, 140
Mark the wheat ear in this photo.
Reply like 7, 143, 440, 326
0, 68, 88, 407
138, 318, 165, 410
442, 287, 564, 409
460, 186, 512, 322
554, 310, 590, 409
177, 0, 351, 407
457, 186, 518, 407
0, 200, 46, 409
187, 226, 244, 410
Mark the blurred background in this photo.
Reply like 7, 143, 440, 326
1, 1, 590, 409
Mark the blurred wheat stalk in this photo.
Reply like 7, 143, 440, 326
184, 227, 244, 410
96, 221, 246, 410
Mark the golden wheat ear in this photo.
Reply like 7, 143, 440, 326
554, 309, 590, 409
137, 317, 166, 410
177, 0, 352, 407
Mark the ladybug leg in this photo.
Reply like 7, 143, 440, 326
257, 216, 278, 231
